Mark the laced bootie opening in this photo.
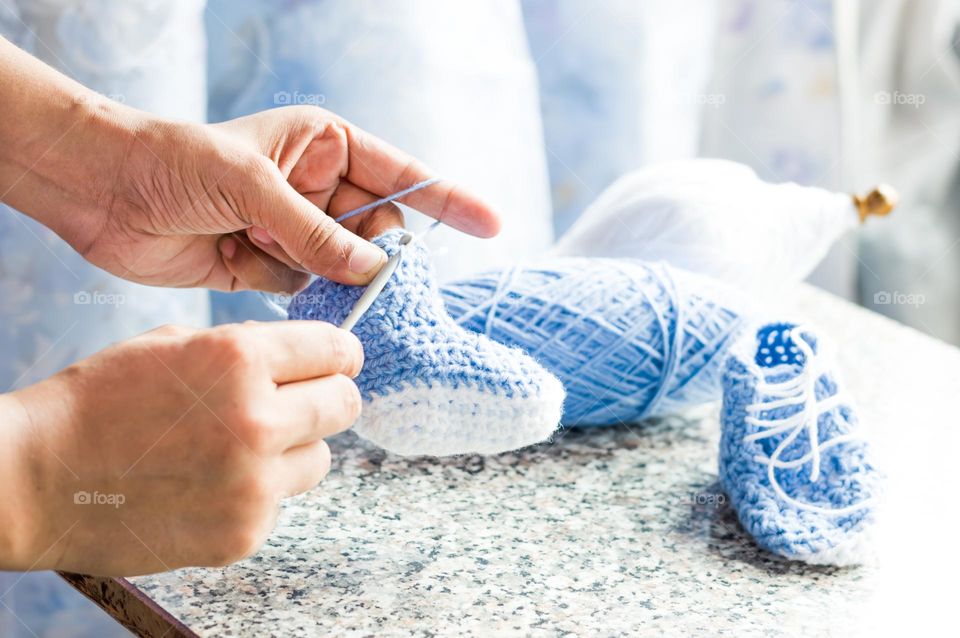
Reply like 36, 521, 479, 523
720, 322, 883, 565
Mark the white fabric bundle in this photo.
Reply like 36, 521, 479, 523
552, 159, 860, 295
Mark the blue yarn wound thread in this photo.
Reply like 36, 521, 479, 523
441, 259, 748, 425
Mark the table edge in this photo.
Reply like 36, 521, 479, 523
57, 571, 197, 638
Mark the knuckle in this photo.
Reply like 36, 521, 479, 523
366, 201, 403, 225
436, 183, 457, 226
242, 153, 280, 186
202, 325, 261, 369
340, 376, 363, 422
205, 398, 274, 457
330, 373, 362, 425
233, 406, 275, 452
314, 440, 332, 480
148, 323, 192, 338
299, 218, 341, 267
294, 441, 333, 493
287, 104, 323, 120
232, 154, 281, 227
299, 441, 332, 490
308, 115, 347, 146
237, 156, 280, 204
325, 327, 363, 376
392, 157, 426, 194
301, 374, 360, 438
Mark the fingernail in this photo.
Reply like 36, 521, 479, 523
349, 244, 386, 275
219, 236, 237, 259
250, 226, 274, 245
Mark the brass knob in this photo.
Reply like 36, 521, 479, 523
853, 184, 898, 222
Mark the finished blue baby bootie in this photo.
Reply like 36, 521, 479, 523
287, 229, 564, 457
720, 322, 883, 565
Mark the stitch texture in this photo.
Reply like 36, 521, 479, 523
288, 229, 565, 456
720, 322, 883, 565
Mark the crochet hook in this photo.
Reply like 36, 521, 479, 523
339, 232, 413, 331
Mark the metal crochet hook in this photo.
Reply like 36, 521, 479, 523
339, 232, 413, 331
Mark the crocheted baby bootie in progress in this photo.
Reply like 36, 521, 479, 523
720, 322, 883, 565
441, 259, 748, 426
287, 229, 564, 456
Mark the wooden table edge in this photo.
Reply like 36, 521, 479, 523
57, 572, 197, 638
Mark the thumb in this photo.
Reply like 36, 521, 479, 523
254, 178, 387, 285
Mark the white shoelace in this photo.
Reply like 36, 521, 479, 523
743, 326, 874, 516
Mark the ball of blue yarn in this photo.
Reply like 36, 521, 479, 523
441, 259, 750, 426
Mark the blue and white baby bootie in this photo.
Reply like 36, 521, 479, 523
287, 229, 565, 456
720, 322, 883, 565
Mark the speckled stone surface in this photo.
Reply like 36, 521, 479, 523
130, 286, 960, 636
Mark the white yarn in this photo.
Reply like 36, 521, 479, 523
793, 519, 879, 567
355, 377, 565, 457
744, 326, 874, 517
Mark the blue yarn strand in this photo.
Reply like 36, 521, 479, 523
334, 177, 442, 223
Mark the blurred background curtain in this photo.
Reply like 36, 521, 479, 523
701, 0, 960, 343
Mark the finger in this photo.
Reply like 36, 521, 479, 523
253, 175, 388, 284
248, 320, 364, 383
277, 439, 332, 497
334, 119, 501, 238
275, 373, 361, 448
141, 324, 197, 339
252, 182, 404, 262
218, 234, 310, 294
245, 227, 305, 274
307, 182, 405, 240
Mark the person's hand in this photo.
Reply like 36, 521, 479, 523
0, 38, 500, 291
0, 321, 362, 576
88, 106, 500, 292
69, 105, 501, 292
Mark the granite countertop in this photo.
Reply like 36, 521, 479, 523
100, 286, 958, 636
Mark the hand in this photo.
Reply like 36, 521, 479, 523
85, 106, 501, 292
0, 39, 500, 292
0, 321, 362, 576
